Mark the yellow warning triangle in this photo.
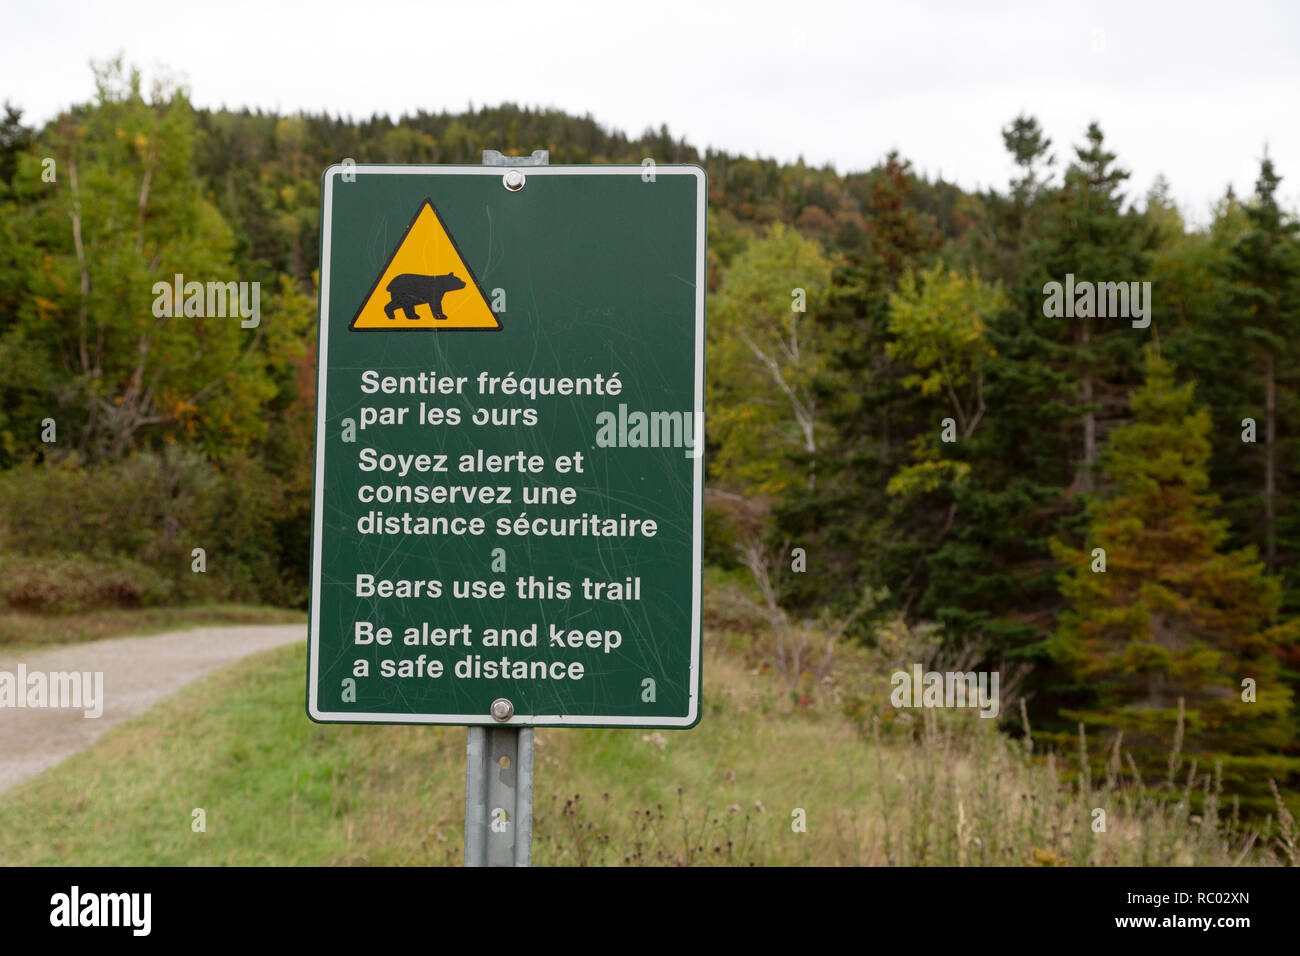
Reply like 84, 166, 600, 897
350, 199, 501, 331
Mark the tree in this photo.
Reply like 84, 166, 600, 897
3, 59, 281, 461
1051, 349, 1298, 785
1159, 190, 1260, 562
0, 105, 45, 464
770, 153, 946, 622
886, 264, 1004, 442
0, 102, 33, 186
866, 151, 943, 286
907, 117, 1075, 663
707, 223, 834, 495
1225, 155, 1300, 576
971, 114, 1055, 286
880, 265, 1004, 604
1042, 122, 1154, 494
1003, 114, 1055, 205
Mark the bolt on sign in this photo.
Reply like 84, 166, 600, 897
307, 165, 706, 727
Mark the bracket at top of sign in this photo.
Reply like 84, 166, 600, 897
481, 149, 549, 167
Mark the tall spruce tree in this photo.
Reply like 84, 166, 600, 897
1051, 349, 1298, 801
916, 116, 1075, 660
1155, 191, 1249, 546
1041, 122, 1156, 495
1224, 156, 1300, 585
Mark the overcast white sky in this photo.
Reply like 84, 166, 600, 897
3, 0, 1298, 224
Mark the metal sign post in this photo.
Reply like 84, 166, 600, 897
464, 719, 534, 866
463, 149, 548, 868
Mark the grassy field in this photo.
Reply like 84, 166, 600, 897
0, 604, 307, 653
1, 625, 1289, 866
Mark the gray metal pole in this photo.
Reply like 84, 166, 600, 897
464, 725, 534, 866
463, 147, 548, 867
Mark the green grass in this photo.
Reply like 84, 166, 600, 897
0, 633, 1288, 866
0, 604, 307, 654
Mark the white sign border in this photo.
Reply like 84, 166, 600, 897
307, 165, 706, 728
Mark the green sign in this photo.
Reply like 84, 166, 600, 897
307, 164, 705, 728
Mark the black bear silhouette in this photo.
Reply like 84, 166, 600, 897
383, 272, 468, 321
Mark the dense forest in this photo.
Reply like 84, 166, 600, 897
1, 61, 1297, 810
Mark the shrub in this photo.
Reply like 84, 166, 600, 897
0, 447, 304, 610
0, 554, 175, 613
702, 499, 743, 569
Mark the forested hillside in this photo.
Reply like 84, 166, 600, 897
1, 60, 1296, 810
